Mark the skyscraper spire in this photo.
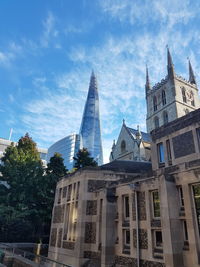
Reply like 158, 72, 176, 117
167, 47, 175, 79
145, 64, 151, 96
188, 59, 196, 85
79, 71, 103, 165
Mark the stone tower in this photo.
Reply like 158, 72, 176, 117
146, 48, 200, 133
80, 71, 103, 165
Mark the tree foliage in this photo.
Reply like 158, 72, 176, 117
73, 148, 97, 169
0, 134, 67, 243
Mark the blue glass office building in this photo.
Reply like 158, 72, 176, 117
80, 71, 103, 165
47, 134, 81, 170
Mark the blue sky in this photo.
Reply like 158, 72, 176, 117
1, 0, 200, 162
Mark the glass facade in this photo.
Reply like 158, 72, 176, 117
79, 72, 103, 165
47, 134, 81, 170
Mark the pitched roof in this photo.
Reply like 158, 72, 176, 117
126, 127, 151, 142
100, 160, 152, 174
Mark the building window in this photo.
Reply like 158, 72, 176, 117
196, 128, 200, 150
182, 88, 187, 103
154, 117, 159, 129
166, 139, 172, 162
154, 230, 163, 248
157, 143, 165, 163
123, 195, 130, 219
191, 92, 195, 106
58, 188, 62, 204
193, 184, 200, 233
178, 186, 184, 208
153, 96, 157, 111
183, 220, 188, 242
152, 190, 160, 218
121, 140, 126, 153
163, 111, 168, 125
123, 229, 130, 246
162, 90, 166, 105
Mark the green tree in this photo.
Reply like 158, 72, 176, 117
73, 148, 97, 169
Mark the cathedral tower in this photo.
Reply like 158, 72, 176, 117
146, 49, 200, 133
80, 71, 103, 165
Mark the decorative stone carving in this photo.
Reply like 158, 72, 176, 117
172, 131, 195, 158
132, 192, 146, 221
50, 228, 57, 247
53, 204, 65, 223
86, 200, 97, 215
84, 222, 96, 243
57, 228, 62, 248
83, 251, 100, 259
62, 241, 75, 250
87, 180, 107, 192
133, 229, 148, 249
114, 256, 165, 267
151, 220, 161, 228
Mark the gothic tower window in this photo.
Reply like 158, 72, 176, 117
154, 117, 159, 128
153, 96, 157, 111
191, 91, 195, 107
163, 111, 168, 125
121, 140, 126, 153
162, 90, 166, 105
182, 87, 187, 103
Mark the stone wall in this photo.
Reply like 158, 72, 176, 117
84, 222, 96, 243
52, 204, 65, 223
172, 131, 195, 158
86, 200, 97, 215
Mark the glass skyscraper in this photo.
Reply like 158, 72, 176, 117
47, 134, 81, 170
80, 71, 103, 165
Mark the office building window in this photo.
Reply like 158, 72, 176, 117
196, 128, 200, 150
153, 96, 157, 111
193, 184, 200, 233
154, 117, 159, 129
157, 143, 165, 163
152, 190, 160, 218
162, 90, 166, 105
154, 230, 163, 248
166, 139, 172, 162
123, 195, 130, 219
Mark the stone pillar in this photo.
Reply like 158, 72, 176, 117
101, 188, 117, 267
160, 174, 184, 267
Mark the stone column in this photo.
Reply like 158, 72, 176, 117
101, 188, 117, 267
160, 174, 184, 267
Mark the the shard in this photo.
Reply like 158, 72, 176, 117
80, 71, 103, 165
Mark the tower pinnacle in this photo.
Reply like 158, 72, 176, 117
145, 64, 151, 96
188, 59, 196, 85
167, 47, 175, 79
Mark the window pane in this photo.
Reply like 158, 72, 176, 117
155, 231, 162, 247
166, 140, 171, 161
152, 191, 160, 217
157, 143, 165, 163
193, 184, 200, 233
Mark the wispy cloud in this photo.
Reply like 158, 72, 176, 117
40, 11, 59, 48
99, 0, 199, 28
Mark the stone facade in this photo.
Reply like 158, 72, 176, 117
110, 122, 151, 162
48, 110, 200, 266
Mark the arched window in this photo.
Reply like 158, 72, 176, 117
162, 90, 166, 105
153, 96, 157, 111
121, 140, 126, 153
182, 87, 187, 103
154, 117, 159, 128
191, 91, 195, 107
163, 111, 168, 125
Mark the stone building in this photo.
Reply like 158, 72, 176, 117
109, 121, 151, 162
48, 106, 200, 267
146, 49, 200, 133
